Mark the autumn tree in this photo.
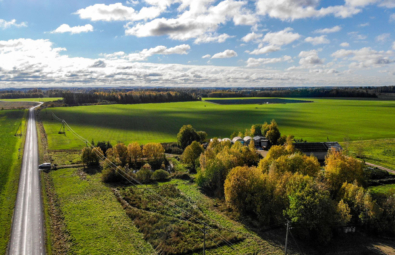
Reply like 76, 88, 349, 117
113, 143, 128, 166
181, 141, 204, 171
128, 142, 142, 167
324, 148, 365, 193
81, 146, 102, 166
224, 166, 263, 215
143, 143, 165, 167
177, 125, 199, 149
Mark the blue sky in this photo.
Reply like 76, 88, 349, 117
0, 0, 395, 87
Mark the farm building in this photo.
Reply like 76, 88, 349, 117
243, 136, 252, 145
293, 142, 342, 162
232, 136, 244, 145
253, 136, 270, 150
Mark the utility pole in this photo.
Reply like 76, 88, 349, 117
203, 224, 206, 255
284, 220, 290, 255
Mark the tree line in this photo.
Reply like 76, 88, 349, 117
63, 90, 200, 105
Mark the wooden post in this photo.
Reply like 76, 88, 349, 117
285, 221, 290, 255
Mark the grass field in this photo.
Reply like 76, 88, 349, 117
0, 97, 62, 102
40, 98, 395, 150
344, 138, 395, 170
50, 167, 155, 254
0, 110, 27, 254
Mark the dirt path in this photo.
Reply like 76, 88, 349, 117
366, 162, 395, 175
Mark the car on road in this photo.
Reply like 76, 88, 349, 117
38, 163, 51, 170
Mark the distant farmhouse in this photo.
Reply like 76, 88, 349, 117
294, 142, 342, 162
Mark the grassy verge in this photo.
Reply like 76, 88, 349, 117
0, 109, 27, 254
50, 167, 155, 254
368, 184, 395, 196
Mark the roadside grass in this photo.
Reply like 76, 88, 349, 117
40, 98, 395, 150
0, 110, 27, 254
343, 138, 395, 170
49, 150, 82, 166
50, 167, 155, 254
0, 98, 62, 102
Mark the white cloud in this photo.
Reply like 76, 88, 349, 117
299, 50, 324, 66
126, 44, 191, 61
393, 41, 395, 50
51, 24, 93, 34
124, 0, 257, 42
202, 54, 211, 59
348, 31, 367, 40
376, 33, 390, 42
255, 0, 362, 21
75, 3, 162, 21
305, 35, 330, 45
211, 49, 237, 59
313, 26, 341, 34
246, 56, 292, 67
340, 42, 350, 47
241, 32, 263, 42
332, 47, 394, 68
249, 45, 281, 55
379, 0, 395, 8
261, 28, 301, 46
194, 33, 233, 44
0, 19, 27, 29
359, 22, 370, 27
390, 13, 395, 22
2, 38, 395, 87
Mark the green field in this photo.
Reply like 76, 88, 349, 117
0, 97, 62, 102
40, 98, 395, 150
0, 110, 27, 253
49, 167, 284, 255
50, 168, 155, 254
345, 138, 395, 170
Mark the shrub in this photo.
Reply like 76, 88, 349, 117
364, 167, 389, 180
136, 168, 152, 184
151, 170, 169, 181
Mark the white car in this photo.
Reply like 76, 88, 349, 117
38, 163, 51, 170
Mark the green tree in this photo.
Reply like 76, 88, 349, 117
181, 141, 204, 171
250, 124, 262, 136
113, 143, 128, 166
266, 120, 281, 145
197, 131, 208, 142
177, 125, 199, 149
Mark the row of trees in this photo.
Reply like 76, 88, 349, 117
223, 141, 395, 244
204, 87, 377, 98
63, 90, 200, 105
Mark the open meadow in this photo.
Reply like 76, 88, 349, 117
0, 110, 27, 253
40, 98, 395, 151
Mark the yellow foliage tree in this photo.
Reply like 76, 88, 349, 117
127, 142, 142, 166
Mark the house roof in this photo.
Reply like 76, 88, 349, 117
294, 142, 342, 153
232, 137, 242, 142
243, 136, 252, 141
294, 143, 329, 153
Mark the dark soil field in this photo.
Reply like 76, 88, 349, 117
205, 98, 313, 105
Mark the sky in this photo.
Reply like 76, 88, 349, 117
1, 0, 395, 88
